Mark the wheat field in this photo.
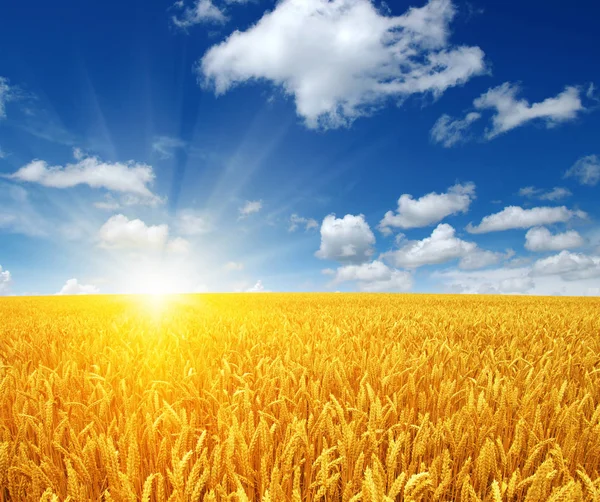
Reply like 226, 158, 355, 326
1, 294, 599, 501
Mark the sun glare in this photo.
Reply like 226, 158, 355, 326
125, 262, 191, 296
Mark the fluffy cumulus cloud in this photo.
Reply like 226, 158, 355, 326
56, 278, 100, 295
289, 214, 318, 232
379, 182, 475, 233
172, 0, 228, 28
97, 214, 189, 254
239, 200, 262, 217
382, 223, 505, 269
0, 265, 12, 295
199, 0, 486, 129
466, 206, 586, 234
7, 149, 161, 204
152, 136, 187, 158
531, 251, 600, 281
315, 214, 375, 264
564, 154, 600, 186
329, 260, 413, 292
430, 112, 481, 147
473, 83, 584, 138
525, 227, 584, 252
518, 186, 571, 201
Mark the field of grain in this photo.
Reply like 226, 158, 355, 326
1, 294, 599, 501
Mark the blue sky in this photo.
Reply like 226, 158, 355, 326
1, 0, 599, 296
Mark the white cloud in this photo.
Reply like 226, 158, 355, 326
176, 210, 212, 235
199, 0, 486, 129
172, 0, 227, 28
382, 223, 488, 268
379, 182, 475, 233
247, 280, 269, 292
564, 154, 600, 186
518, 186, 572, 201
7, 149, 161, 204
0, 76, 16, 119
434, 267, 535, 294
0, 265, 12, 295
525, 227, 584, 252
458, 248, 512, 270
466, 206, 587, 234
239, 200, 262, 217
98, 215, 169, 250
530, 251, 600, 281
224, 261, 244, 271
152, 136, 187, 159
0, 147, 6, 159
330, 260, 413, 292
56, 278, 100, 295
166, 237, 191, 254
473, 82, 584, 138
315, 213, 375, 264
289, 213, 318, 232
430, 112, 481, 147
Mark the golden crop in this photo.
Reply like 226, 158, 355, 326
1, 293, 599, 501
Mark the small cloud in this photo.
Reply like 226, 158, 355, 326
176, 209, 212, 236
0, 265, 12, 295
7, 149, 162, 204
224, 261, 244, 271
239, 200, 262, 218
172, 0, 227, 29
56, 278, 99, 295
289, 213, 318, 232
315, 214, 375, 264
564, 154, 600, 186
518, 186, 572, 201
0, 76, 18, 119
525, 227, 585, 252
246, 280, 269, 292
152, 136, 187, 159
430, 112, 481, 147
379, 183, 475, 233
466, 206, 586, 234
98, 214, 169, 250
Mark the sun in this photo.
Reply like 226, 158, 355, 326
124, 262, 191, 296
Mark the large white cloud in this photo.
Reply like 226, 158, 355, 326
329, 260, 413, 292
466, 206, 586, 234
564, 154, 600, 186
531, 251, 600, 281
525, 227, 584, 252
382, 223, 504, 269
473, 83, 584, 138
199, 0, 486, 129
315, 214, 375, 264
0, 265, 12, 295
56, 278, 100, 295
7, 149, 161, 204
379, 182, 475, 233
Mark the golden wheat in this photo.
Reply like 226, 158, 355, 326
0, 293, 599, 501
